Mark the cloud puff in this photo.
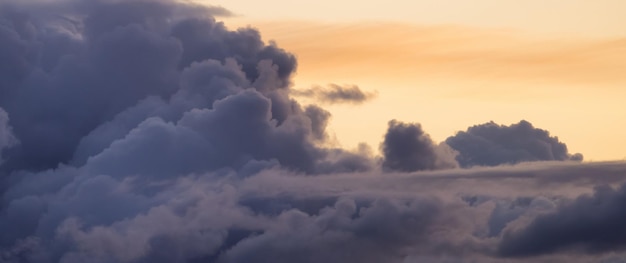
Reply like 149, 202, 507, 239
0, 0, 299, 171
292, 83, 377, 104
446, 120, 583, 167
381, 120, 458, 172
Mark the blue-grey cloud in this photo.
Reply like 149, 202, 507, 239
0, 0, 299, 171
446, 120, 583, 168
381, 120, 458, 172
499, 183, 626, 257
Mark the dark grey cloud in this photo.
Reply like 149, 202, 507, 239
217, 198, 445, 263
292, 83, 377, 104
499, 183, 626, 257
304, 105, 331, 142
446, 120, 583, 168
381, 120, 458, 172
0, 0, 298, 171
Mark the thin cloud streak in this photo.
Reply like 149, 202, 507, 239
291, 83, 377, 105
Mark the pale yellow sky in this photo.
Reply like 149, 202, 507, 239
207, 0, 626, 37
195, 1, 626, 161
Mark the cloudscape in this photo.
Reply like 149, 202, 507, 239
0, 0, 625, 262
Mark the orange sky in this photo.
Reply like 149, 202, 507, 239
195, 1, 626, 161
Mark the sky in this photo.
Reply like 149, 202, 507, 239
211, 0, 626, 37
205, 0, 626, 161
2, 1, 626, 262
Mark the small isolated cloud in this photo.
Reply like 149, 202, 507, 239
381, 120, 458, 172
292, 83, 377, 104
446, 120, 583, 168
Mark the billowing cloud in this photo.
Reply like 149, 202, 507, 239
292, 83, 377, 104
499, 183, 626, 257
0, 0, 625, 263
446, 120, 583, 168
4, 159, 626, 262
0, 0, 309, 172
381, 120, 458, 172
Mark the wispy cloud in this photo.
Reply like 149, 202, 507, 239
291, 83, 377, 105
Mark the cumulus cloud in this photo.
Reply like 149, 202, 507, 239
381, 120, 458, 172
292, 83, 377, 104
446, 120, 583, 168
499, 183, 626, 257
0, 0, 624, 262
0, 0, 298, 171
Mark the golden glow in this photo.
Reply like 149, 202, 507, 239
206, 0, 626, 37
237, 21, 626, 89
194, 0, 626, 161
224, 20, 626, 161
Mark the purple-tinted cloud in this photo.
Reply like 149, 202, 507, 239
0, 1, 621, 263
